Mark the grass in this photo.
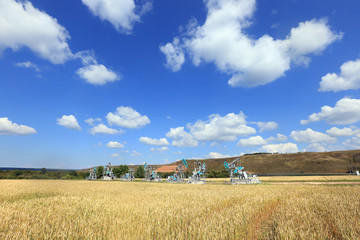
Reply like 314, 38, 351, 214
1, 180, 360, 239
154, 149, 360, 174
259, 175, 360, 182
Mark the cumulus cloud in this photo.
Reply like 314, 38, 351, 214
85, 117, 102, 126
106, 141, 125, 148
130, 150, 142, 156
267, 133, 288, 142
160, 0, 341, 88
305, 143, 327, 152
256, 121, 278, 132
56, 115, 81, 130
319, 59, 360, 92
159, 38, 185, 72
188, 112, 256, 141
81, 0, 151, 33
301, 97, 360, 125
150, 146, 168, 152
326, 127, 357, 137
343, 136, 360, 149
261, 143, 298, 153
290, 128, 336, 143
89, 124, 123, 135
166, 127, 199, 147
0, 0, 73, 64
139, 137, 169, 146
107, 106, 150, 129
76, 64, 120, 85
206, 152, 231, 159
237, 136, 267, 147
0, 117, 36, 135
15, 61, 40, 72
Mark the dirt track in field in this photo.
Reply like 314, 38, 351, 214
268, 182, 360, 185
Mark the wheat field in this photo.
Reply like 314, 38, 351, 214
1, 180, 359, 239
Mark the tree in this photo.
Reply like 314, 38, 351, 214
96, 166, 104, 178
119, 165, 129, 175
40, 168, 47, 174
113, 167, 122, 178
135, 166, 144, 178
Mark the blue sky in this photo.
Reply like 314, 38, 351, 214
1, 0, 360, 169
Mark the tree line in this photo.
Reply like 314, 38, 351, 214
0, 166, 230, 180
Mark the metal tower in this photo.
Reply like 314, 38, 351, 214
224, 158, 260, 184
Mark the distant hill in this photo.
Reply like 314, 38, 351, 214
81, 149, 360, 175
155, 149, 360, 174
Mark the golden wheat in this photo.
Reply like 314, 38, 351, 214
0, 180, 359, 239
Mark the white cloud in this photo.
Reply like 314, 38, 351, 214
15, 61, 40, 71
206, 152, 231, 159
89, 124, 123, 135
305, 143, 326, 152
81, 0, 151, 33
261, 142, 298, 153
343, 136, 360, 149
326, 127, 357, 137
56, 115, 81, 130
290, 128, 336, 143
85, 117, 102, 126
237, 135, 267, 147
301, 97, 360, 125
76, 64, 120, 85
188, 112, 256, 141
166, 127, 198, 147
110, 153, 120, 158
0, 0, 73, 64
106, 106, 150, 128
256, 121, 278, 132
174, 151, 183, 154
159, 38, 185, 72
0, 117, 36, 135
319, 59, 360, 92
150, 146, 168, 152
267, 133, 288, 142
139, 137, 169, 146
161, 0, 341, 88
130, 150, 142, 156
106, 141, 125, 149
271, 23, 279, 29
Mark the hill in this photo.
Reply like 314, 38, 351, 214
80, 149, 360, 175
155, 149, 360, 175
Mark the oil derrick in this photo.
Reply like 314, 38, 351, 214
102, 162, 115, 180
121, 168, 135, 181
188, 160, 206, 184
87, 166, 97, 180
168, 159, 188, 183
224, 158, 260, 184
144, 163, 161, 182
349, 154, 360, 175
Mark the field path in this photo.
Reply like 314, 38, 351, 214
268, 181, 360, 185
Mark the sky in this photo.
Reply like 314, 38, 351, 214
1, 0, 360, 169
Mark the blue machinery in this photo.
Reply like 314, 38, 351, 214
168, 159, 188, 183
144, 162, 161, 182
87, 166, 97, 180
188, 160, 206, 184
87, 158, 260, 184
102, 162, 115, 180
121, 168, 135, 181
224, 158, 260, 184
